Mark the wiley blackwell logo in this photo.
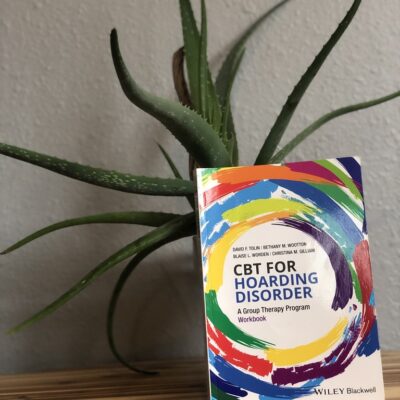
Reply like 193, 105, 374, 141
314, 388, 346, 396
314, 387, 377, 396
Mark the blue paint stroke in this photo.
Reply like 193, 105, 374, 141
337, 157, 362, 192
357, 320, 380, 357
210, 370, 248, 397
271, 180, 363, 247
210, 351, 318, 398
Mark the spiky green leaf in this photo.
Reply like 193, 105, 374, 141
107, 244, 161, 375
217, 47, 245, 165
216, 0, 290, 106
107, 232, 192, 374
8, 213, 195, 333
2, 211, 180, 255
271, 89, 400, 163
216, 0, 291, 164
255, 0, 362, 165
227, 115, 239, 165
157, 144, 184, 180
110, 29, 230, 168
0, 143, 194, 196
220, 47, 246, 148
199, 0, 208, 119
179, 0, 222, 131
157, 144, 195, 208
179, 0, 201, 108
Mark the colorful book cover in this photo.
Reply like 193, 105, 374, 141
196, 157, 384, 399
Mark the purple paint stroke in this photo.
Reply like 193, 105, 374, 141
276, 218, 353, 310
271, 319, 361, 385
286, 161, 343, 186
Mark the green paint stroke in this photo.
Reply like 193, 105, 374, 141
316, 160, 362, 201
349, 261, 362, 303
206, 291, 273, 350
222, 198, 314, 223
201, 168, 219, 184
310, 183, 364, 222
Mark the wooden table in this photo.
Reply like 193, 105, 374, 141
0, 351, 399, 399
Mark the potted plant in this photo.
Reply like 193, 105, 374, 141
1, 0, 398, 373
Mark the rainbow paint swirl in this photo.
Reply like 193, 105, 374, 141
196, 157, 382, 400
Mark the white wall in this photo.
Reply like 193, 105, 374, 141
0, 0, 399, 373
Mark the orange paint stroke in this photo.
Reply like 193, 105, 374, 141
211, 165, 337, 186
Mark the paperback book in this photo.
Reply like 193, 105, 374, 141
196, 157, 384, 399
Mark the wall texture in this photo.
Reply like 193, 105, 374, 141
0, 0, 399, 373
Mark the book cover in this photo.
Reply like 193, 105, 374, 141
196, 157, 384, 399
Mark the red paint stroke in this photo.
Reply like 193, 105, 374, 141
203, 180, 258, 208
202, 162, 349, 209
353, 240, 375, 339
207, 321, 273, 377
287, 161, 345, 187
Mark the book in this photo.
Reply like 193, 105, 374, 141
196, 157, 384, 399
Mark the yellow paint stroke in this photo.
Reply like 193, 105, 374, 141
222, 199, 313, 223
266, 317, 348, 366
205, 211, 291, 293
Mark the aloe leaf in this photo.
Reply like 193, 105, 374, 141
255, 0, 362, 165
227, 114, 239, 165
110, 29, 230, 168
220, 48, 245, 165
179, 0, 201, 109
178, 0, 222, 131
157, 144, 195, 208
271, 89, 400, 163
172, 47, 192, 107
157, 144, 184, 180
0, 143, 194, 196
8, 213, 195, 333
220, 47, 245, 144
107, 245, 161, 375
216, 0, 290, 106
1, 211, 180, 255
199, 0, 208, 119
216, 0, 290, 164
107, 231, 191, 374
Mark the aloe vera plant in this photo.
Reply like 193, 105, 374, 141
1, 0, 399, 373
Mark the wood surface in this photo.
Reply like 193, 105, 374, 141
0, 351, 399, 399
